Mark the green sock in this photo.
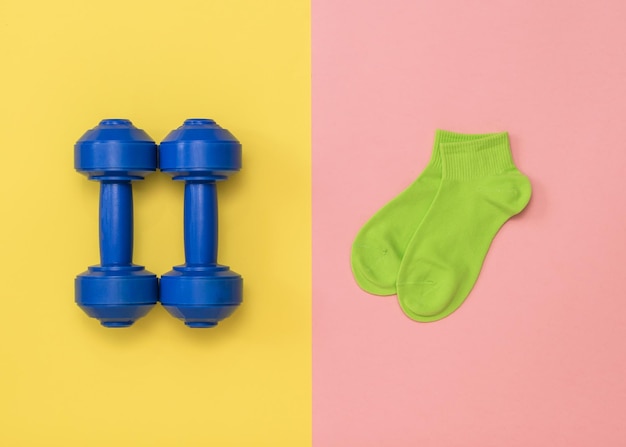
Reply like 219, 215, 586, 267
396, 132, 531, 322
351, 130, 497, 295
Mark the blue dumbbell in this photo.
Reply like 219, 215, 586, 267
74, 119, 159, 327
159, 118, 243, 328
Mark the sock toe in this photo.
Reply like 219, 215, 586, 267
351, 244, 398, 294
397, 278, 456, 318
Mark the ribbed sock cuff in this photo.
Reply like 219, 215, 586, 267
440, 132, 514, 180
430, 130, 501, 169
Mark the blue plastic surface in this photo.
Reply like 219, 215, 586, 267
159, 118, 243, 328
74, 119, 158, 327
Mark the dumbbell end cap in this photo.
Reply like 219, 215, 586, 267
75, 119, 157, 176
159, 118, 241, 177
160, 267, 243, 328
75, 267, 158, 327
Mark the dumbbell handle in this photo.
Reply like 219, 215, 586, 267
184, 180, 218, 266
99, 180, 133, 267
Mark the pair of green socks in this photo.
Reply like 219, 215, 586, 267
351, 130, 532, 322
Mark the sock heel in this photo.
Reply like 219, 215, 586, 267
397, 266, 461, 317
476, 171, 532, 215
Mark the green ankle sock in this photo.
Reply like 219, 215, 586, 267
350, 130, 497, 295
396, 132, 531, 322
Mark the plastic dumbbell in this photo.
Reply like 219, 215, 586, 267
74, 119, 159, 327
159, 118, 243, 328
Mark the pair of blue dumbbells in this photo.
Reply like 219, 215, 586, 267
75, 118, 242, 328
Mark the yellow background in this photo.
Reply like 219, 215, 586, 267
0, 1, 311, 445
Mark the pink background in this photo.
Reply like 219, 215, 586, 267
312, 1, 626, 446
